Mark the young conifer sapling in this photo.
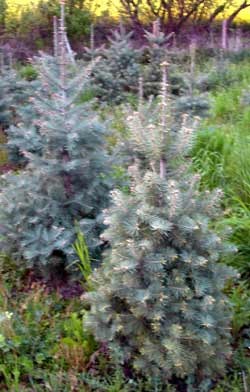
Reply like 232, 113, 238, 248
85, 63, 236, 389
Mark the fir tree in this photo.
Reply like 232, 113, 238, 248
143, 20, 173, 96
0, 2, 111, 276
83, 24, 105, 62
4, 75, 42, 165
174, 42, 210, 118
88, 24, 141, 104
0, 64, 40, 166
6, 104, 43, 166
0, 66, 36, 131
85, 63, 236, 388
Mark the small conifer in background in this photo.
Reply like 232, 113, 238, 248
0, 62, 41, 167
0, 1, 111, 277
83, 24, 104, 62
86, 24, 142, 104
143, 20, 173, 96
5, 74, 42, 166
85, 63, 236, 389
0, 66, 36, 131
174, 41, 210, 118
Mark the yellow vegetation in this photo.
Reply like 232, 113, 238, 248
5, 0, 250, 21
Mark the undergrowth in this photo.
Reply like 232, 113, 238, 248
193, 59, 250, 280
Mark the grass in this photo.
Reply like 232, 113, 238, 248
192, 58, 250, 280
0, 258, 180, 391
0, 256, 99, 391
0, 130, 8, 165
189, 56, 250, 390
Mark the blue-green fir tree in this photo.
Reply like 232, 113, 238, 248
87, 24, 142, 104
0, 65, 37, 131
0, 64, 40, 167
143, 20, 173, 96
83, 24, 104, 62
174, 42, 210, 118
3, 73, 42, 165
84, 63, 236, 389
0, 3, 111, 276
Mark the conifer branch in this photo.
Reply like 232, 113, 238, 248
90, 24, 95, 60
189, 40, 196, 97
59, 0, 66, 94
152, 19, 160, 35
64, 33, 76, 65
53, 16, 58, 58
59, 0, 72, 198
138, 76, 144, 111
159, 61, 169, 179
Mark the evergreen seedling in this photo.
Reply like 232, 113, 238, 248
143, 20, 173, 96
0, 1, 111, 276
174, 42, 210, 118
0, 66, 36, 131
85, 63, 236, 388
83, 24, 105, 62
88, 24, 141, 104
0, 64, 41, 166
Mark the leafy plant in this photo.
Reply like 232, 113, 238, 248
73, 229, 92, 286
19, 64, 38, 81
213, 371, 249, 392
233, 285, 250, 332
0, 280, 97, 390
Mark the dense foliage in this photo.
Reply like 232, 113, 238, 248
0, 66, 36, 131
0, 52, 111, 276
86, 26, 142, 104
143, 20, 173, 96
85, 66, 236, 390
